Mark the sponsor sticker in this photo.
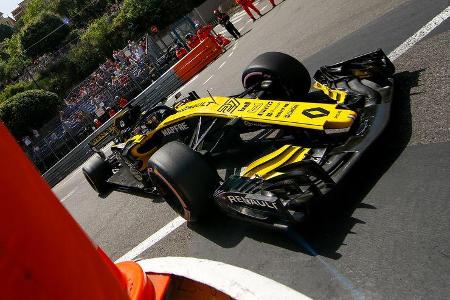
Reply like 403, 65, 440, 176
91, 125, 120, 146
275, 103, 290, 118
258, 101, 273, 116
177, 100, 214, 112
284, 104, 299, 118
238, 101, 251, 112
226, 194, 278, 210
248, 103, 263, 113
218, 98, 240, 113
266, 102, 280, 117
161, 122, 189, 136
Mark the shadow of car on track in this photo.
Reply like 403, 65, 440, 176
99, 189, 166, 203
189, 70, 422, 259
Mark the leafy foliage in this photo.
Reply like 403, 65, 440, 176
114, 0, 204, 39
0, 81, 34, 103
20, 12, 71, 58
53, 0, 114, 28
1, 0, 206, 99
0, 89, 62, 138
0, 24, 14, 43
0, 34, 31, 81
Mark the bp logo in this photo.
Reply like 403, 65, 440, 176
302, 107, 330, 118
218, 98, 240, 114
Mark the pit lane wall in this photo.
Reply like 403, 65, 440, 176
43, 36, 223, 187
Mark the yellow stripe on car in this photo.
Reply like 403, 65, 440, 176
167, 96, 356, 131
241, 145, 310, 179
313, 81, 347, 103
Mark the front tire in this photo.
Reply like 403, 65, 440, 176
82, 153, 112, 195
242, 52, 311, 100
148, 142, 219, 222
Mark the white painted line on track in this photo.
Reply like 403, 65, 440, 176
247, 19, 252, 24
203, 75, 214, 85
115, 216, 186, 262
239, 26, 245, 32
61, 188, 77, 202
388, 6, 450, 61
228, 51, 234, 57
231, 11, 246, 22
262, 5, 267, 10
234, 17, 243, 23
218, 61, 227, 69
113, 6, 450, 265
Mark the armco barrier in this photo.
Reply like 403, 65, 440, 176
43, 37, 223, 187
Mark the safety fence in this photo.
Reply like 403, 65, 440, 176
43, 35, 224, 186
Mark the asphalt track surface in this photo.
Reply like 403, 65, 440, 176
53, 1, 450, 299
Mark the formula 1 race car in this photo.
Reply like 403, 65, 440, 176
83, 50, 395, 229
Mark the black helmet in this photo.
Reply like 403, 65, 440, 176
185, 33, 194, 39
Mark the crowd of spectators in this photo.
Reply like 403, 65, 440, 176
23, 36, 153, 171
64, 37, 152, 122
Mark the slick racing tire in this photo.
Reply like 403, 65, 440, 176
82, 153, 113, 195
148, 142, 219, 222
242, 52, 311, 100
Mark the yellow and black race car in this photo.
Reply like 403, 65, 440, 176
83, 50, 395, 228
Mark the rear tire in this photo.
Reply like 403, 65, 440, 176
82, 153, 112, 195
148, 142, 219, 222
242, 52, 311, 100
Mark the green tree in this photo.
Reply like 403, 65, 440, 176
0, 81, 34, 103
114, 0, 204, 39
20, 0, 54, 26
53, 0, 113, 28
0, 24, 13, 43
0, 89, 62, 138
1, 35, 31, 82
20, 12, 70, 58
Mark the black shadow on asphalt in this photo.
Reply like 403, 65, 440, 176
188, 69, 422, 259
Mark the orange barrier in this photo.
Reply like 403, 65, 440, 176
0, 122, 170, 300
173, 35, 223, 82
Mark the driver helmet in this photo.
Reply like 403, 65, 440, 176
214, 9, 220, 15
185, 33, 194, 40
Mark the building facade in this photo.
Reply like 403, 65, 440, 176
0, 13, 16, 27
11, 0, 30, 21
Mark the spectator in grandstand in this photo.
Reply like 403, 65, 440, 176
106, 107, 116, 118
117, 96, 128, 109
94, 118, 103, 129
139, 40, 146, 54
113, 50, 127, 65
